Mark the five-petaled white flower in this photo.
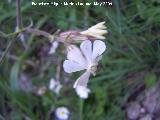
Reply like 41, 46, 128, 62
49, 78, 62, 95
63, 40, 106, 88
80, 22, 107, 39
55, 107, 70, 120
49, 41, 59, 54
75, 86, 90, 99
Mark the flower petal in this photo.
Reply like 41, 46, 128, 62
49, 78, 56, 90
67, 45, 87, 66
55, 107, 69, 120
89, 29, 107, 34
80, 40, 92, 62
91, 21, 106, 29
73, 71, 91, 88
49, 41, 59, 54
75, 86, 90, 99
92, 40, 106, 60
63, 60, 86, 73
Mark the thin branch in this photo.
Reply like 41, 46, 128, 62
26, 28, 51, 38
25, 28, 65, 43
0, 0, 22, 65
0, 52, 36, 67
0, 38, 17, 65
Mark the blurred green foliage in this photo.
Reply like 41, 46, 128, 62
0, 0, 160, 120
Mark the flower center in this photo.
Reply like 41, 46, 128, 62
60, 111, 65, 116
87, 63, 97, 75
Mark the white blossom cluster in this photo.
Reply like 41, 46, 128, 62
63, 22, 107, 99
48, 22, 107, 120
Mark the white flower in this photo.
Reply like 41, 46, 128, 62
75, 86, 90, 99
49, 41, 59, 54
55, 107, 69, 120
49, 78, 62, 95
80, 22, 108, 39
63, 40, 106, 88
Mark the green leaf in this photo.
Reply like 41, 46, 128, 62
10, 60, 21, 91
10, 51, 29, 91
144, 73, 157, 88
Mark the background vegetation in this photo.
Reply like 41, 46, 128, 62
0, 0, 160, 120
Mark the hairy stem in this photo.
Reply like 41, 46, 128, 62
16, 0, 22, 30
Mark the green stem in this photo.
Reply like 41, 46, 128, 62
79, 99, 84, 120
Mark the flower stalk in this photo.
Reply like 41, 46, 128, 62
80, 99, 84, 120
